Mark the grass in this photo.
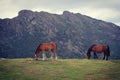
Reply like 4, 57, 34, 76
0, 58, 120, 80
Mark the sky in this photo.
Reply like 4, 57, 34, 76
0, 0, 120, 26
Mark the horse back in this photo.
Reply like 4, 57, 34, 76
92, 44, 108, 53
49, 42, 57, 49
39, 42, 56, 51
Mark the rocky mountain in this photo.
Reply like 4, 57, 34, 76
0, 10, 120, 59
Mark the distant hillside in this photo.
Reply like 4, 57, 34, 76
0, 10, 120, 59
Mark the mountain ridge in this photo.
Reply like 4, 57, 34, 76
0, 10, 120, 59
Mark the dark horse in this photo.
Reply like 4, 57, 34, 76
86, 44, 110, 60
34, 42, 57, 60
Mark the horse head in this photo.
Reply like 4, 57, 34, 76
86, 52, 91, 59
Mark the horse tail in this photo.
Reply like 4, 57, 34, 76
107, 45, 110, 56
55, 42, 57, 50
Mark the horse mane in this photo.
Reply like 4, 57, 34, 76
35, 44, 42, 54
87, 44, 96, 53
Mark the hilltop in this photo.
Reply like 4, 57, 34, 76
0, 10, 120, 59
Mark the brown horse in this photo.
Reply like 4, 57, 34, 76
34, 42, 57, 60
86, 44, 110, 60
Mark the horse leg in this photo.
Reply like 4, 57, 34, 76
106, 56, 108, 60
51, 52, 57, 60
55, 53, 58, 60
106, 51, 110, 60
50, 52, 54, 59
51, 49, 57, 60
103, 53, 105, 60
42, 52, 45, 61
106, 53, 109, 60
94, 52, 98, 59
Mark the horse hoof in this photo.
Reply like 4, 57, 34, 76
36, 59, 38, 60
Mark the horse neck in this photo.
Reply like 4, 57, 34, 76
35, 45, 41, 54
35, 49, 39, 54
87, 44, 96, 53
87, 46, 93, 53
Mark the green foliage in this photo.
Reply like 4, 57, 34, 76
0, 58, 120, 80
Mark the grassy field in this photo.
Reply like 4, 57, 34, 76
0, 58, 120, 80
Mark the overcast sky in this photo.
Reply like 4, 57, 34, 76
0, 0, 120, 26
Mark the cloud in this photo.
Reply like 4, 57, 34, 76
0, 0, 19, 18
115, 22, 120, 26
71, 7, 120, 19
0, 0, 120, 26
